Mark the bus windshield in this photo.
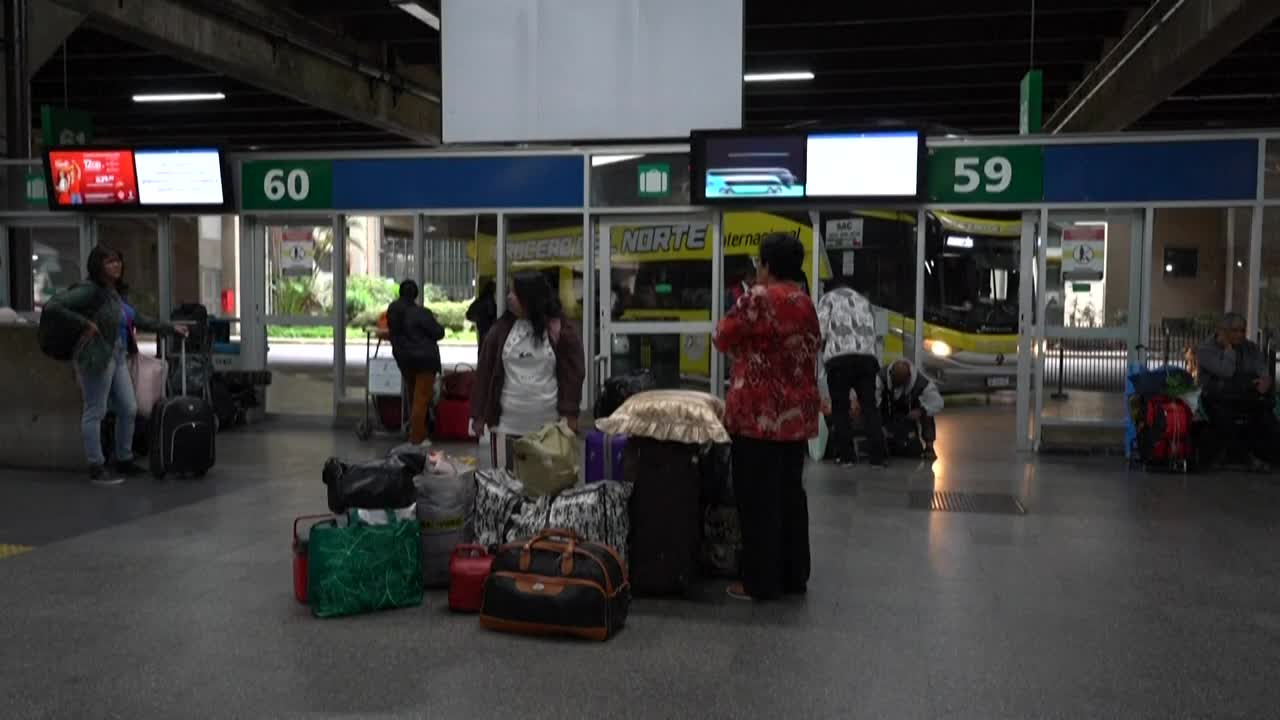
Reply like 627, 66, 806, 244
928, 236, 1019, 333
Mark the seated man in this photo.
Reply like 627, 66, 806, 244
1195, 312, 1278, 467
877, 358, 944, 459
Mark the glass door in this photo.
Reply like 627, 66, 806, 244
255, 215, 343, 417
1034, 208, 1146, 446
596, 213, 720, 407
2, 216, 90, 311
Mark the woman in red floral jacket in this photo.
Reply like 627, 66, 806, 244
713, 232, 821, 601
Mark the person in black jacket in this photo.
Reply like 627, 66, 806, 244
387, 280, 445, 444
466, 280, 498, 349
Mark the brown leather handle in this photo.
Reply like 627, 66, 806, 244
560, 538, 577, 576
528, 527, 581, 545
519, 529, 581, 573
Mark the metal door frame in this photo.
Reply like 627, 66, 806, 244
1032, 207, 1147, 447
1, 215, 91, 308
246, 213, 346, 414
595, 212, 721, 405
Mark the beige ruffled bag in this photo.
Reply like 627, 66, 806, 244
594, 390, 729, 444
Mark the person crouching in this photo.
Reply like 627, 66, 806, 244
879, 359, 943, 459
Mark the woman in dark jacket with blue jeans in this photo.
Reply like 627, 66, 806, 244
43, 246, 185, 485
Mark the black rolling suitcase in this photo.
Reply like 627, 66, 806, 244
150, 338, 216, 479
622, 438, 705, 595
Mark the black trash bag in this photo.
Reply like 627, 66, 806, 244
594, 369, 658, 419
387, 443, 429, 475
322, 456, 417, 514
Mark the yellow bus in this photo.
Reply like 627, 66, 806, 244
471, 210, 1023, 392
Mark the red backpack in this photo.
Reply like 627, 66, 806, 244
1141, 395, 1192, 465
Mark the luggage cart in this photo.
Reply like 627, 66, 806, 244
356, 328, 408, 441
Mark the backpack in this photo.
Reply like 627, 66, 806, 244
1139, 395, 1192, 468
38, 284, 107, 361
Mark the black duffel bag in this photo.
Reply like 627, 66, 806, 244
594, 369, 657, 419
322, 456, 417, 514
480, 528, 629, 642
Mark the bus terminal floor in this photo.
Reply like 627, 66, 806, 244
2, 408, 1278, 719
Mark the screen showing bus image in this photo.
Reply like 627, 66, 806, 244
805, 130, 921, 199
46, 149, 139, 208
134, 148, 227, 207
702, 134, 807, 200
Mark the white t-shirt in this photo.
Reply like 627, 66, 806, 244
497, 319, 560, 436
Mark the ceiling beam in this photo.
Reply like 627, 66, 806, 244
47, 0, 441, 143
1047, 0, 1280, 132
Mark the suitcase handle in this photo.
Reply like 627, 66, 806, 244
294, 514, 334, 544
518, 528, 581, 573
452, 544, 489, 559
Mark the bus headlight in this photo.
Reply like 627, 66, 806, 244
925, 339, 953, 358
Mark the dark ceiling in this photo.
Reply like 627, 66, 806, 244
25, 0, 1280, 150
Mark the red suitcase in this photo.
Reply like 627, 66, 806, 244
434, 396, 473, 441
292, 514, 332, 604
448, 544, 494, 613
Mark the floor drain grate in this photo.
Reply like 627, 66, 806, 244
908, 491, 1026, 515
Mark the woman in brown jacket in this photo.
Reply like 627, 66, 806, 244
470, 272, 585, 467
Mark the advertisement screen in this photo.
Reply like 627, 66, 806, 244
805, 131, 921, 198
701, 134, 807, 200
135, 148, 226, 206
46, 149, 139, 207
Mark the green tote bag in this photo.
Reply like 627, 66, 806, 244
306, 511, 423, 619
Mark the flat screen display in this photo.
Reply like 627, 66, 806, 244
805, 130, 922, 198
46, 149, 139, 208
134, 148, 227, 207
700, 134, 807, 200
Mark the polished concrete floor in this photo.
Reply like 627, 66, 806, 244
1, 407, 1278, 719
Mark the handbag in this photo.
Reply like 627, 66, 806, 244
306, 510, 423, 618
442, 364, 477, 400
512, 420, 579, 497
322, 456, 417, 514
129, 353, 168, 419
480, 528, 630, 641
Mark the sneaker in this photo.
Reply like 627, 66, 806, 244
114, 461, 146, 477
89, 465, 123, 487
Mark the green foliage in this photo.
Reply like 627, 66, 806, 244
421, 283, 449, 303
429, 301, 470, 332
273, 276, 324, 315
345, 275, 399, 324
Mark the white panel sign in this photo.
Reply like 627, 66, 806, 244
1062, 225, 1106, 281
442, 0, 744, 143
825, 218, 864, 249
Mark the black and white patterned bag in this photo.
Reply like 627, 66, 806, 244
473, 469, 523, 546
503, 495, 553, 543
547, 481, 633, 565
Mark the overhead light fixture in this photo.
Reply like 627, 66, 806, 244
133, 92, 226, 103
744, 71, 814, 83
591, 154, 642, 167
394, 1, 440, 30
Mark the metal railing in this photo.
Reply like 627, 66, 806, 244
1044, 321, 1280, 395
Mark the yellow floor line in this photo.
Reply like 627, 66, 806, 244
0, 544, 34, 560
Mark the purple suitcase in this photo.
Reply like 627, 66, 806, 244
585, 431, 627, 484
